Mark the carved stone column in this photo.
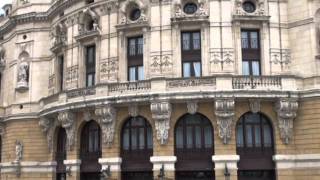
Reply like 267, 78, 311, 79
275, 98, 299, 144
58, 111, 76, 150
215, 99, 235, 144
150, 101, 172, 145
95, 104, 117, 147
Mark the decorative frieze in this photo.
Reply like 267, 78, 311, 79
65, 65, 78, 89
100, 57, 118, 82
66, 87, 96, 99
109, 81, 151, 92
187, 101, 198, 115
275, 98, 299, 144
167, 77, 216, 88
215, 99, 235, 144
58, 111, 76, 150
150, 101, 172, 145
270, 48, 291, 71
150, 51, 173, 75
209, 48, 234, 72
95, 105, 117, 147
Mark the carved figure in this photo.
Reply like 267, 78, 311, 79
15, 140, 23, 162
17, 62, 29, 83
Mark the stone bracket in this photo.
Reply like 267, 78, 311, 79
215, 99, 235, 144
58, 111, 76, 151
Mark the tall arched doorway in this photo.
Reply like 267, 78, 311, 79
80, 120, 102, 180
121, 116, 153, 180
175, 113, 214, 180
56, 127, 66, 180
236, 112, 275, 180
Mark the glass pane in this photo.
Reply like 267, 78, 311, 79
237, 124, 244, 147
123, 129, 129, 150
176, 126, 183, 149
147, 127, 153, 149
246, 125, 253, 147
138, 66, 144, 80
186, 126, 193, 149
241, 32, 249, 49
264, 125, 272, 147
195, 126, 201, 148
252, 61, 260, 76
87, 74, 94, 87
250, 32, 258, 49
131, 128, 137, 150
129, 67, 136, 81
242, 61, 250, 75
87, 46, 95, 64
139, 128, 145, 149
254, 125, 261, 147
129, 39, 136, 56
182, 33, 190, 50
204, 126, 212, 148
183, 63, 191, 77
193, 62, 201, 77
193, 32, 200, 50
137, 37, 143, 55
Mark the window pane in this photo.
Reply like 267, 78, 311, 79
87, 74, 94, 87
237, 124, 244, 147
241, 32, 249, 49
254, 125, 261, 147
147, 127, 153, 149
87, 46, 95, 64
264, 125, 272, 147
129, 39, 136, 56
123, 129, 129, 150
193, 62, 201, 77
242, 61, 250, 75
137, 37, 143, 55
252, 61, 260, 76
204, 126, 212, 148
193, 32, 200, 50
186, 126, 193, 149
129, 67, 136, 81
131, 128, 137, 150
183, 63, 191, 77
195, 126, 201, 148
176, 126, 183, 149
138, 66, 144, 80
139, 128, 145, 149
246, 125, 253, 147
182, 33, 190, 50
250, 32, 258, 49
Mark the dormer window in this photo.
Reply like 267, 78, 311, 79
183, 3, 198, 14
242, 1, 256, 13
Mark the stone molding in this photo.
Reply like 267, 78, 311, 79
63, 159, 81, 172
275, 98, 299, 144
57, 111, 76, 151
273, 154, 320, 169
98, 157, 122, 172
150, 101, 172, 145
150, 156, 177, 171
95, 105, 117, 147
212, 155, 240, 170
0, 161, 56, 173
214, 99, 235, 144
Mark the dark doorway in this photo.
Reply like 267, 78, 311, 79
80, 120, 102, 180
236, 112, 276, 180
121, 116, 153, 180
56, 127, 66, 180
174, 113, 214, 180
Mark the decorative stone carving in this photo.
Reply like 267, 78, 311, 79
0, 45, 6, 72
150, 101, 172, 145
58, 111, 76, 150
16, 61, 29, 91
50, 21, 67, 52
100, 57, 118, 82
150, 51, 173, 75
15, 140, 23, 162
79, 7, 101, 35
167, 77, 216, 88
234, 0, 265, 16
187, 101, 198, 115
215, 99, 235, 144
270, 48, 291, 70
95, 105, 117, 147
65, 65, 78, 89
210, 48, 234, 71
39, 117, 55, 152
173, 1, 208, 18
249, 99, 260, 113
275, 99, 299, 144
128, 104, 139, 117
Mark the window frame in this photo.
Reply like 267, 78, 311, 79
58, 55, 64, 91
127, 36, 144, 81
241, 29, 261, 76
85, 45, 96, 87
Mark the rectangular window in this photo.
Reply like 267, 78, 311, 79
128, 36, 144, 81
241, 29, 261, 76
58, 55, 64, 91
181, 31, 202, 77
86, 45, 96, 87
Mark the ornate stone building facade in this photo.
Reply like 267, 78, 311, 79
0, 0, 319, 179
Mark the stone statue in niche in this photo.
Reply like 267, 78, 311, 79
17, 62, 29, 90
15, 140, 23, 162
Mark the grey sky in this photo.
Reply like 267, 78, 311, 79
0, 0, 12, 15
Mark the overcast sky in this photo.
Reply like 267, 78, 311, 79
0, 0, 12, 15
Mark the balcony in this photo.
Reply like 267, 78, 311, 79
232, 76, 282, 90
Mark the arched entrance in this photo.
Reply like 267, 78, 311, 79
56, 127, 66, 180
121, 116, 153, 180
236, 112, 276, 180
175, 113, 214, 180
80, 120, 102, 180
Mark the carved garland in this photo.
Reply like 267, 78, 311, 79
215, 99, 235, 144
95, 105, 117, 147
150, 101, 172, 145
275, 98, 298, 144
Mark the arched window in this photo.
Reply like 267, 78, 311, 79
56, 127, 66, 180
121, 116, 153, 180
80, 121, 101, 180
175, 113, 214, 180
236, 112, 275, 180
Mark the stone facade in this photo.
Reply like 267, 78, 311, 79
0, 0, 319, 179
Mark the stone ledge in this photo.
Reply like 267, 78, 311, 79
273, 154, 320, 169
150, 156, 177, 171
212, 155, 240, 170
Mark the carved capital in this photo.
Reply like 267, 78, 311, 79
187, 101, 198, 115
215, 99, 235, 144
150, 101, 172, 145
95, 105, 117, 147
276, 98, 299, 144
58, 111, 76, 150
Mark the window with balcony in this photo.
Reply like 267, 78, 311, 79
241, 29, 261, 76
58, 55, 64, 91
128, 36, 144, 81
181, 31, 201, 77
85, 45, 96, 87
